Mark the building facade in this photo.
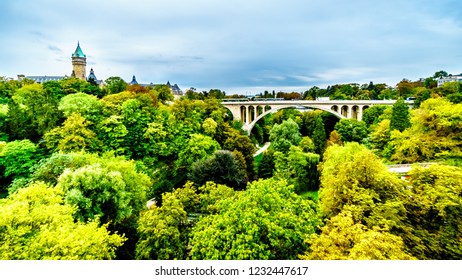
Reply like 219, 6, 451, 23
437, 74, 462, 87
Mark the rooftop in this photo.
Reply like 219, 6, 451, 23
72, 42, 86, 58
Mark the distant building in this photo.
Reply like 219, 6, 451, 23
87, 68, 103, 85
129, 75, 139, 85
131, 75, 183, 97
167, 81, 183, 95
17, 75, 67, 83
437, 74, 462, 87
18, 42, 102, 85
71, 42, 86, 80
16, 42, 183, 93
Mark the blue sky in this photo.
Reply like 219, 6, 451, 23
1, 0, 462, 94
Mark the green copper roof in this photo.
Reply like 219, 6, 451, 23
72, 42, 86, 58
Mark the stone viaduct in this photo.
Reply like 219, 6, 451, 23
222, 99, 406, 134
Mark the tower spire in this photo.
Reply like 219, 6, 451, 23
72, 41, 86, 58
72, 41, 87, 79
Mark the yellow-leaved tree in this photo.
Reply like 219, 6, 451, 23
0, 182, 125, 260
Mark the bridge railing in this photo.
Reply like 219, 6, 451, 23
386, 162, 437, 169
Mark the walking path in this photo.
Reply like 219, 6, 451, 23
253, 142, 271, 157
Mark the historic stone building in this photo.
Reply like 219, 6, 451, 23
17, 42, 180, 92
71, 42, 87, 80
18, 42, 103, 85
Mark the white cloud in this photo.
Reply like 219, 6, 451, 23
2, 0, 462, 92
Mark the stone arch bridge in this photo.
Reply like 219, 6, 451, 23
222, 99, 406, 134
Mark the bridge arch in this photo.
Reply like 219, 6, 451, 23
244, 104, 345, 134
221, 99, 405, 135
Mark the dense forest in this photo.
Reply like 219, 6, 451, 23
0, 71, 461, 260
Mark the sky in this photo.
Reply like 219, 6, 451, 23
1, 0, 462, 95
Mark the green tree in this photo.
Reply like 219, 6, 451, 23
299, 136, 316, 153
7, 84, 61, 140
301, 209, 414, 260
207, 89, 226, 99
0, 140, 42, 192
189, 179, 320, 260
142, 112, 186, 159
202, 117, 218, 136
334, 119, 368, 143
403, 164, 462, 259
0, 182, 125, 260
189, 150, 246, 189
176, 134, 221, 172
0, 77, 20, 101
136, 192, 189, 260
390, 98, 410, 132
433, 70, 448, 78
44, 112, 100, 153
60, 77, 90, 95
388, 98, 462, 163
440, 81, 460, 97
59, 92, 104, 123
413, 87, 431, 108
269, 118, 301, 153
104, 77, 127, 95
274, 146, 320, 193
370, 119, 391, 154
326, 130, 343, 147
0, 104, 8, 141
257, 150, 275, 179
396, 79, 416, 98
312, 115, 327, 154
120, 98, 157, 159
362, 105, 387, 128
197, 181, 236, 214
319, 143, 406, 219
56, 154, 151, 226
42, 80, 66, 100
30, 152, 92, 186
223, 128, 256, 180
153, 84, 174, 104
97, 115, 128, 155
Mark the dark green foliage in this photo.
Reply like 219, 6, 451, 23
60, 77, 90, 95
362, 105, 387, 127
153, 84, 174, 104
334, 118, 368, 143
42, 80, 66, 100
223, 128, 256, 180
252, 123, 264, 144
413, 88, 432, 107
0, 105, 8, 142
274, 146, 320, 193
30, 153, 91, 185
390, 98, 410, 132
189, 150, 246, 190
257, 150, 274, 179
433, 70, 448, 78
104, 77, 127, 95
0, 140, 42, 190
7, 84, 61, 141
447, 93, 462, 104
312, 115, 327, 155
207, 89, 226, 99
189, 179, 320, 260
